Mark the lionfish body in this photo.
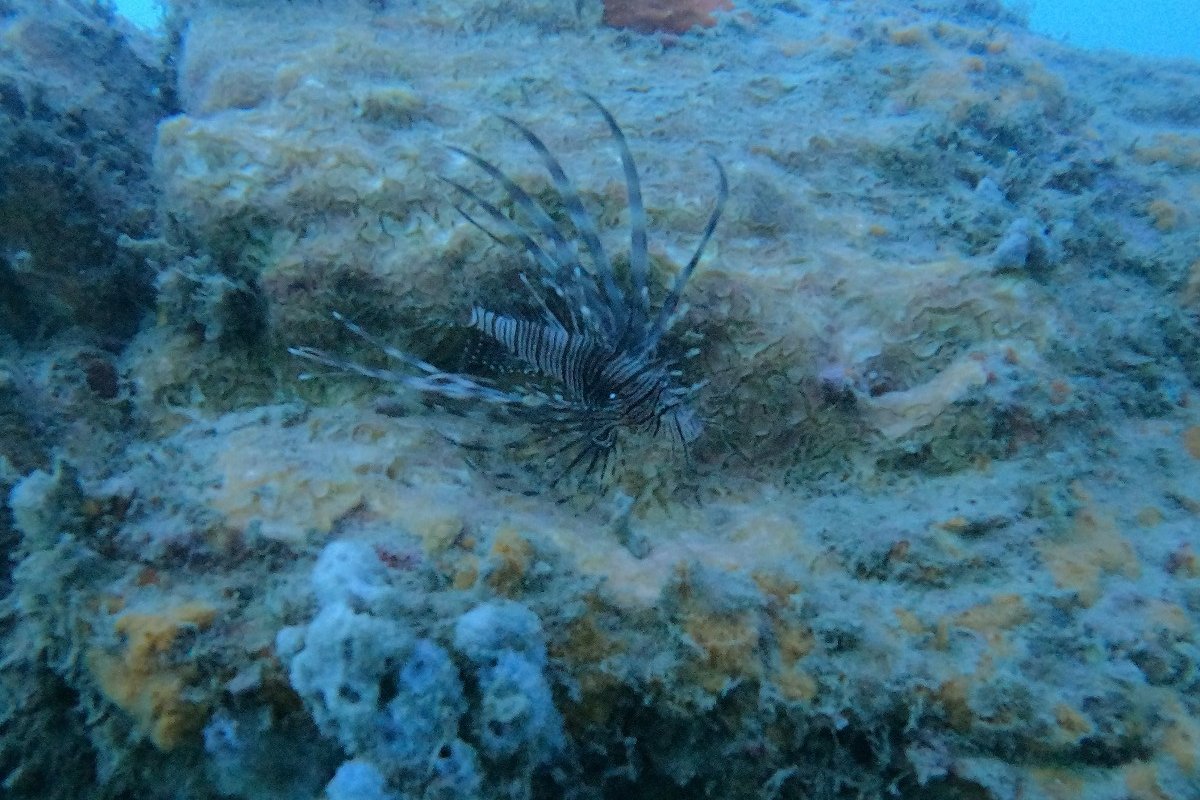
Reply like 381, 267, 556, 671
291, 96, 726, 486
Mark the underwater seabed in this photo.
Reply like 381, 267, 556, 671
2, 1, 1200, 799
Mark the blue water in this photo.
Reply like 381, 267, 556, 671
113, 0, 1200, 61
1026, 0, 1200, 60
112, 0, 161, 29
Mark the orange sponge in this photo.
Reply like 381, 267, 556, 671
603, 0, 733, 34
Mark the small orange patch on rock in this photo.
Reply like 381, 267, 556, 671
134, 567, 161, 587
1184, 260, 1200, 306
1124, 761, 1172, 800
1166, 543, 1198, 577
773, 614, 814, 666
452, 555, 480, 590
485, 526, 534, 596
1135, 506, 1163, 527
99, 594, 126, 614
1183, 425, 1200, 459
751, 570, 801, 604
889, 25, 929, 47
670, 565, 764, 693
1048, 379, 1071, 405
1133, 134, 1200, 169
558, 612, 619, 665
933, 677, 973, 732
985, 38, 1009, 54
952, 593, 1032, 635
938, 516, 970, 534
88, 602, 218, 750
934, 595, 1028, 655
777, 668, 817, 702
683, 610, 761, 692
553, 599, 626, 725
1039, 506, 1140, 607
1031, 766, 1086, 800
893, 607, 925, 636
1162, 707, 1199, 774
1052, 703, 1093, 743
751, 573, 816, 701
602, 0, 733, 34
775, 38, 812, 58
1147, 199, 1179, 231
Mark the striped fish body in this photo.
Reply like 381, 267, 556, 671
469, 305, 677, 430
469, 305, 613, 403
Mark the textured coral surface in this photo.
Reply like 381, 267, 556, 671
602, 0, 734, 35
3, 0, 1200, 799
0, 0, 168, 344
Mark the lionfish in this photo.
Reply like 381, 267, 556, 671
290, 95, 727, 488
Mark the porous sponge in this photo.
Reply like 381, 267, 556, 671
375, 638, 466, 771
453, 601, 563, 765
278, 539, 472, 785
453, 600, 547, 668
476, 649, 563, 761
311, 538, 396, 612
280, 602, 412, 755
279, 545, 567, 796
424, 739, 483, 800
325, 760, 395, 800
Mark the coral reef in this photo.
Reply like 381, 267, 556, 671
2, 0, 1200, 799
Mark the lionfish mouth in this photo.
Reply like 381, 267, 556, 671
290, 94, 727, 491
